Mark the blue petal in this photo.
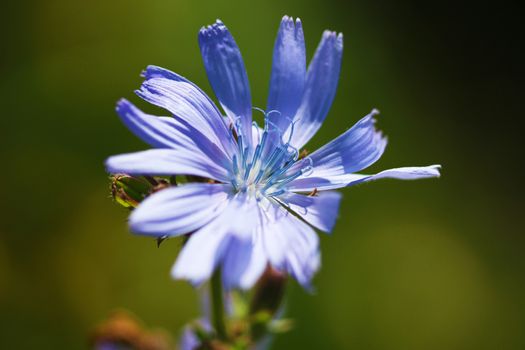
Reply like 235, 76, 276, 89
136, 77, 236, 156
129, 183, 231, 237
199, 20, 252, 147
281, 217, 320, 289
221, 237, 267, 290
287, 109, 387, 181
279, 191, 342, 233
141, 65, 238, 155
116, 99, 231, 166
179, 315, 212, 350
225, 194, 263, 240
267, 16, 306, 132
288, 30, 343, 149
105, 148, 231, 182
116, 99, 178, 148
142, 65, 221, 115
261, 204, 320, 288
288, 165, 442, 192
171, 219, 230, 286
179, 325, 201, 350
171, 194, 263, 287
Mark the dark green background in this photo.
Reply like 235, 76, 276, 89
1, 1, 523, 349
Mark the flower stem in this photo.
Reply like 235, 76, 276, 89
211, 268, 227, 340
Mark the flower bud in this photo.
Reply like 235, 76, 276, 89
110, 174, 153, 209
110, 175, 172, 209
249, 266, 288, 341
250, 266, 287, 316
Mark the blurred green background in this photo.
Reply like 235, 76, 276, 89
1, 0, 523, 349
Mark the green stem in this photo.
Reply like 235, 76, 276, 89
211, 268, 227, 340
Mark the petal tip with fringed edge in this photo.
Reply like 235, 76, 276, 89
198, 19, 253, 147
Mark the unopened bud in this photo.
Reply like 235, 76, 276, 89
248, 267, 289, 341
110, 174, 156, 209
250, 266, 287, 317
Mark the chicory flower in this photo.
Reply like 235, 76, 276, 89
106, 16, 440, 290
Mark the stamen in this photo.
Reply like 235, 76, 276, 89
231, 154, 240, 189
228, 107, 309, 199
252, 120, 261, 144
265, 189, 286, 197
300, 156, 314, 177
297, 206, 308, 215
264, 119, 282, 134
242, 146, 249, 171
266, 109, 281, 118
253, 167, 268, 184
234, 117, 243, 136
276, 169, 303, 186
284, 116, 297, 144
266, 156, 297, 183
260, 145, 283, 171
286, 144, 299, 161
246, 142, 264, 182
232, 154, 239, 175
253, 133, 265, 162
236, 133, 244, 168
261, 145, 288, 178
262, 170, 303, 196
252, 107, 266, 115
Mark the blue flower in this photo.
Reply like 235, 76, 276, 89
106, 16, 440, 289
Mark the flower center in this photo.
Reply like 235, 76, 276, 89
229, 111, 312, 199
